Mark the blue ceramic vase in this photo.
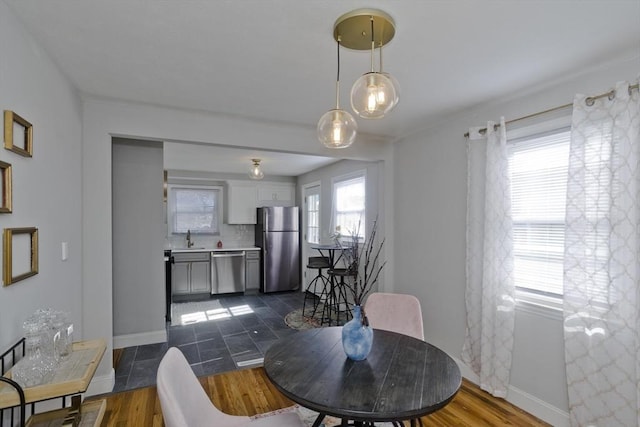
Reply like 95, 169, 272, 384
341, 305, 373, 361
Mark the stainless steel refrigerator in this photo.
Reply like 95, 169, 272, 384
255, 206, 301, 293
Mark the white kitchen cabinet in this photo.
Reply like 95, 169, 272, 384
225, 181, 258, 224
245, 249, 261, 293
172, 252, 211, 295
224, 181, 295, 223
257, 183, 294, 206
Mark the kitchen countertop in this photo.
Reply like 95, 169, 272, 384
170, 246, 260, 253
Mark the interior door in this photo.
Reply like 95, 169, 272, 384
302, 183, 321, 291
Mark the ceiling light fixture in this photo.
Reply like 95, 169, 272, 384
317, 37, 358, 149
248, 158, 264, 180
334, 9, 398, 119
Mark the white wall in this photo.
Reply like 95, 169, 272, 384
393, 53, 639, 426
112, 139, 166, 346
0, 2, 82, 354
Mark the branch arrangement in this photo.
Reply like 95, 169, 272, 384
339, 218, 386, 320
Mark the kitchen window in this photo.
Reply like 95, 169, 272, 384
508, 122, 570, 306
332, 172, 366, 238
168, 185, 221, 235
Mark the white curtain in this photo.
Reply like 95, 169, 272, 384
564, 79, 640, 426
463, 118, 516, 397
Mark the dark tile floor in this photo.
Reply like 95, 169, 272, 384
113, 291, 305, 392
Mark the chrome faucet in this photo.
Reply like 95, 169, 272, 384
186, 229, 194, 248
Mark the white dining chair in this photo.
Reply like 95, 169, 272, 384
156, 347, 304, 427
364, 292, 425, 340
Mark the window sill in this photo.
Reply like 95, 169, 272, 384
515, 291, 563, 321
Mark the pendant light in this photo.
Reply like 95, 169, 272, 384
248, 158, 264, 180
317, 37, 357, 149
333, 9, 398, 119
378, 41, 400, 111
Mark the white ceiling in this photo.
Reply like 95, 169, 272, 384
5, 0, 640, 175
163, 142, 339, 177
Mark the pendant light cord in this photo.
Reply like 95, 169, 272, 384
369, 16, 375, 72
335, 37, 341, 109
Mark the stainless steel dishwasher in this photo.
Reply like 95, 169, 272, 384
210, 251, 246, 294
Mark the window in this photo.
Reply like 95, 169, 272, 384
509, 126, 570, 300
168, 185, 221, 234
333, 173, 365, 238
306, 192, 320, 244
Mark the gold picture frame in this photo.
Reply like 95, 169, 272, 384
0, 161, 11, 213
4, 110, 33, 157
3, 227, 38, 286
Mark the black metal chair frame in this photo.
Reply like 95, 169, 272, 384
324, 268, 355, 326
302, 257, 331, 318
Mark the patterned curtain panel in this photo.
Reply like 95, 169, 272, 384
463, 118, 516, 398
564, 79, 640, 426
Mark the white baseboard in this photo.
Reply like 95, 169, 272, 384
85, 368, 115, 397
507, 384, 569, 427
452, 357, 569, 427
113, 329, 167, 349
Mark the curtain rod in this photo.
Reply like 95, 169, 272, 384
463, 83, 639, 138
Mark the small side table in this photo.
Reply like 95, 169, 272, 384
0, 339, 107, 427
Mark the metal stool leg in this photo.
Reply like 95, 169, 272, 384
322, 277, 339, 326
312, 274, 331, 317
336, 275, 353, 324
327, 272, 354, 326
303, 265, 332, 315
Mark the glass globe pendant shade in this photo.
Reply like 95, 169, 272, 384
317, 108, 358, 149
381, 71, 400, 110
248, 159, 264, 180
350, 72, 397, 119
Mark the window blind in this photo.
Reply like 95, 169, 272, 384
509, 128, 570, 296
169, 186, 220, 234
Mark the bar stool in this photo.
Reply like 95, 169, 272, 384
325, 266, 356, 326
302, 256, 331, 318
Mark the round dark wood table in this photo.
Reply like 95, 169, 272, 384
263, 327, 461, 426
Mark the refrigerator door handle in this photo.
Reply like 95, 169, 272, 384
264, 210, 269, 235
263, 209, 268, 254
263, 231, 268, 255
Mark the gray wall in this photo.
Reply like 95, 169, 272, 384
0, 2, 83, 353
112, 139, 166, 342
392, 54, 639, 425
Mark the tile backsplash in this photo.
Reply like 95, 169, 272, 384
166, 224, 255, 249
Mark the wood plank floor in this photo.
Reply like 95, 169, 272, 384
88, 366, 551, 426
